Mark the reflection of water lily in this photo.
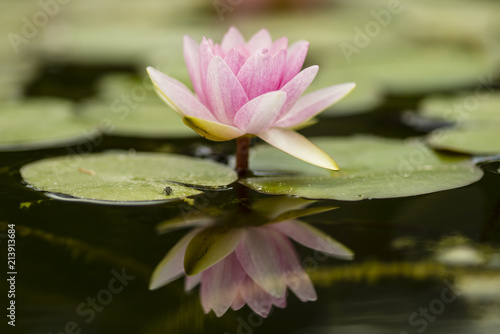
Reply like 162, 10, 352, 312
150, 197, 353, 317
147, 27, 355, 171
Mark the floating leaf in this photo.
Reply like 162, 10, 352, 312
80, 101, 196, 138
0, 99, 98, 151
419, 93, 500, 125
20, 151, 237, 204
428, 128, 500, 155
241, 136, 483, 201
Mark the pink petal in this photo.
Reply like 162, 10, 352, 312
149, 228, 201, 290
231, 292, 246, 311
184, 273, 201, 292
183, 35, 208, 106
269, 228, 317, 302
235, 227, 287, 298
200, 253, 247, 317
240, 277, 278, 318
275, 83, 356, 128
224, 48, 246, 75
206, 56, 249, 124
200, 37, 214, 100
247, 28, 273, 53
234, 91, 287, 134
221, 26, 246, 52
281, 40, 309, 87
237, 49, 275, 100
271, 49, 287, 91
271, 36, 288, 55
257, 128, 339, 170
146, 67, 216, 121
273, 220, 354, 260
278, 65, 318, 117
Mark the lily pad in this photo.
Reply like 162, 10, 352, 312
80, 74, 197, 138
0, 99, 98, 151
419, 93, 500, 125
428, 128, 500, 155
241, 136, 483, 201
20, 151, 237, 204
80, 101, 196, 138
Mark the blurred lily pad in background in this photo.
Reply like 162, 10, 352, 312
0, 99, 98, 151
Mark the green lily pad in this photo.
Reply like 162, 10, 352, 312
20, 151, 237, 204
0, 99, 98, 151
241, 136, 483, 201
428, 128, 500, 155
80, 101, 196, 138
80, 74, 197, 138
419, 93, 500, 125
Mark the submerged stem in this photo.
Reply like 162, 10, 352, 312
235, 136, 251, 178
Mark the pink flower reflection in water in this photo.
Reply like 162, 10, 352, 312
151, 219, 353, 318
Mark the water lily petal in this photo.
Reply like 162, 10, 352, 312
257, 128, 339, 170
275, 83, 356, 128
183, 116, 245, 141
279, 65, 318, 116
183, 35, 207, 106
272, 49, 287, 92
270, 229, 317, 302
234, 91, 287, 134
237, 49, 275, 100
200, 37, 214, 98
184, 273, 201, 292
240, 277, 279, 318
221, 26, 246, 52
281, 40, 309, 86
231, 291, 246, 311
247, 28, 273, 53
224, 48, 246, 75
146, 67, 216, 121
149, 228, 201, 290
200, 253, 247, 317
206, 56, 249, 124
271, 36, 288, 55
273, 220, 354, 260
236, 227, 287, 298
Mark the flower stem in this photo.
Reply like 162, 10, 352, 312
236, 136, 251, 178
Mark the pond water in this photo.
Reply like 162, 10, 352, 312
2, 1, 500, 333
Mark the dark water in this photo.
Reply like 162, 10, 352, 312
1, 64, 499, 334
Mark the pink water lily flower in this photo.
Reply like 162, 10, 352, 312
147, 27, 355, 170
150, 220, 353, 318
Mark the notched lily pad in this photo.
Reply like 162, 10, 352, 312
20, 151, 237, 205
0, 99, 98, 151
241, 136, 483, 201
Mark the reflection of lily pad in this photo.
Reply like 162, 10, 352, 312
241, 136, 483, 201
428, 128, 500, 155
20, 152, 237, 204
0, 99, 98, 151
